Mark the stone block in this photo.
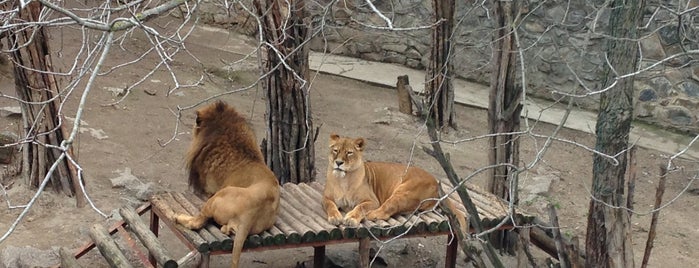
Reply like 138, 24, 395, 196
0, 131, 18, 164
640, 33, 666, 60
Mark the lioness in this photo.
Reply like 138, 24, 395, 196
174, 101, 280, 268
322, 133, 467, 232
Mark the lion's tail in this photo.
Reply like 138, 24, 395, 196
443, 198, 469, 239
230, 225, 250, 268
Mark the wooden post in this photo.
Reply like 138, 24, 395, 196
396, 75, 413, 115
59, 247, 83, 268
358, 237, 370, 268
445, 234, 458, 268
149, 209, 160, 266
549, 205, 570, 268
641, 165, 668, 268
313, 246, 325, 268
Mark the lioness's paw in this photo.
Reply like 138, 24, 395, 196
343, 216, 361, 227
328, 215, 343, 225
365, 210, 389, 221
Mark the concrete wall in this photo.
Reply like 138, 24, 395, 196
199, 0, 699, 133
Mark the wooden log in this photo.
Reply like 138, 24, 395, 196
284, 183, 343, 240
172, 192, 224, 250
59, 247, 82, 268
418, 213, 440, 232
396, 75, 413, 115
273, 212, 303, 244
548, 205, 570, 268
263, 226, 287, 245
162, 193, 220, 250
362, 220, 384, 237
529, 226, 557, 258
276, 204, 316, 242
385, 217, 408, 236
424, 212, 450, 232
119, 207, 178, 268
181, 192, 234, 250
88, 224, 134, 268
395, 214, 425, 234
376, 219, 394, 236
244, 234, 263, 248
566, 235, 585, 268
279, 187, 331, 241
152, 194, 209, 253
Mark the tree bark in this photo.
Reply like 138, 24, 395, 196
6, 1, 84, 206
425, 0, 456, 130
487, 0, 522, 252
255, 0, 315, 184
585, 0, 644, 267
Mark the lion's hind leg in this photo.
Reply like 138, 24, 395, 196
175, 194, 219, 230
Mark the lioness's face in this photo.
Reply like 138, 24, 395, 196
328, 134, 365, 177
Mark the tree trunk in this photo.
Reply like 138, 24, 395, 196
6, 1, 84, 206
487, 0, 522, 252
585, 0, 644, 267
255, 0, 315, 184
425, 0, 456, 130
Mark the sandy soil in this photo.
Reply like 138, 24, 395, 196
1, 18, 698, 268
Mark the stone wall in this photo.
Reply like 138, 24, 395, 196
199, 0, 699, 133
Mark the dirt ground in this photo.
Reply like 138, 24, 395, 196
1, 18, 699, 268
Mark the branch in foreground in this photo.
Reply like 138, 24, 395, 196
37, 0, 193, 32
424, 118, 504, 268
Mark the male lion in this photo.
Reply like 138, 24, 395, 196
174, 101, 280, 268
322, 133, 467, 233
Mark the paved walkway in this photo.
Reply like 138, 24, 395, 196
309, 52, 699, 161
190, 25, 698, 161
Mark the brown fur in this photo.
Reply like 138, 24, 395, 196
175, 101, 279, 268
322, 133, 467, 235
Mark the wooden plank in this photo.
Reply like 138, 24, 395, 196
273, 212, 303, 244
119, 207, 178, 268
283, 183, 343, 240
88, 224, 134, 268
261, 226, 286, 246
395, 214, 424, 234
280, 185, 331, 241
277, 203, 316, 243
418, 213, 440, 232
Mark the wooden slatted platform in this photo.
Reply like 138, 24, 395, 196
63, 181, 529, 268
